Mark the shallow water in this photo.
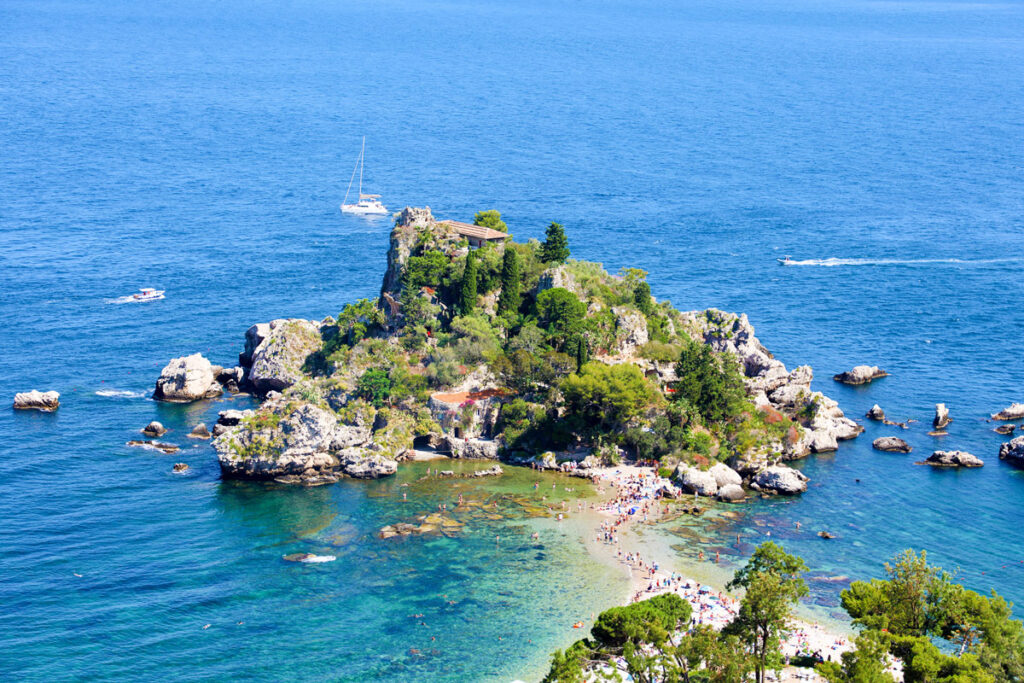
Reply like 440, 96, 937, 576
3, 0, 1024, 679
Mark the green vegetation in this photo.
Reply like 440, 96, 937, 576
473, 209, 507, 233
541, 221, 570, 264
673, 339, 747, 423
459, 250, 478, 315
560, 362, 661, 432
356, 368, 391, 408
497, 246, 521, 317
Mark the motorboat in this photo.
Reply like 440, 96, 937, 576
340, 137, 388, 215
131, 288, 165, 301
777, 255, 794, 265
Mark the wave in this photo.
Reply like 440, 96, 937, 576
781, 257, 1024, 267
95, 389, 147, 398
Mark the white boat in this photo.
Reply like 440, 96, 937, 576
131, 288, 165, 301
777, 255, 793, 265
340, 137, 388, 215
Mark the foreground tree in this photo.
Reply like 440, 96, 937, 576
541, 221, 570, 264
473, 209, 507, 232
497, 246, 521, 316
725, 542, 808, 683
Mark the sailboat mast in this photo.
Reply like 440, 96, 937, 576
358, 136, 365, 198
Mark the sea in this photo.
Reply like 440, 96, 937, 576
2, 0, 1023, 680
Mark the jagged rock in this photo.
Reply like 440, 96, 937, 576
153, 354, 222, 402
535, 266, 582, 297
716, 484, 747, 502
240, 323, 271, 367
933, 404, 952, 430
832, 366, 888, 385
673, 465, 718, 497
999, 436, 1024, 467
872, 437, 912, 453
750, 466, 808, 495
995, 424, 1016, 436
188, 423, 211, 439
172, 463, 189, 473
217, 409, 250, 426
444, 436, 499, 459
612, 307, 649, 356
142, 421, 167, 437
337, 449, 397, 479
332, 424, 372, 450
920, 450, 983, 468
709, 462, 742, 488
12, 390, 60, 411
992, 403, 1024, 421
246, 319, 323, 395
212, 424, 229, 438
127, 440, 180, 454
866, 404, 886, 421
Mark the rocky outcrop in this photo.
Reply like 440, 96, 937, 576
337, 449, 398, 479
709, 462, 742, 488
750, 466, 809, 495
188, 423, 211, 439
673, 465, 718, 497
612, 307, 649, 356
866, 404, 886, 421
12, 390, 60, 411
999, 436, 1024, 467
920, 450, 983, 468
245, 319, 323, 395
142, 421, 167, 436
933, 404, 952, 430
443, 436, 500, 459
217, 410, 250, 427
873, 437, 912, 453
992, 403, 1024, 421
832, 366, 888, 385
995, 424, 1016, 436
172, 463, 189, 473
153, 354, 222, 402
536, 266, 583, 297
380, 207, 435, 302
716, 484, 746, 502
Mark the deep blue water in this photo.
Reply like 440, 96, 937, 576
2, 0, 1024, 679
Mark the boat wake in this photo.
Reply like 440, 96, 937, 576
95, 389, 147, 398
781, 257, 1024, 267
105, 294, 165, 304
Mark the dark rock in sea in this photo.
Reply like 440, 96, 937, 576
12, 390, 60, 411
172, 463, 189, 473
142, 421, 167, 437
872, 437, 912, 453
866, 404, 886, 421
832, 365, 888, 385
994, 424, 1016, 436
999, 436, 1024, 467
919, 450, 983, 468
127, 439, 180, 454
933, 403, 952, 430
153, 354, 223, 402
188, 423, 211, 439
818, 531, 836, 539
992, 403, 1024, 421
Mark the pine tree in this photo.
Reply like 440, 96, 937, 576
497, 247, 521, 316
459, 250, 478, 315
540, 222, 570, 264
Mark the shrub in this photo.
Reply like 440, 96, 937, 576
560, 362, 661, 432
356, 368, 391, 408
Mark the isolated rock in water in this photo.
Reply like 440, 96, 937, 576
866, 404, 886, 421
468, 464, 504, 478
153, 354, 222, 402
142, 421, 167, 437
444, 436, 500, 460
921, 450, 983, 468
999, 436, 1024, 467
246, 319, 323, 395
673, 465, 718, 497
716, 484, 746, 502
872, 437, 912, 454
188, 423, 211, 439
337, 449, 398, 479
832, 366, 888, 385
172, 463, 189, 473
12, 390, 60, 411
992, 403, 1024, 421
933, 403, 952, 430
751, 466, 809, 495
709, 462, 742, 488
994, 424, 1016, 436
127, 440, 180, 454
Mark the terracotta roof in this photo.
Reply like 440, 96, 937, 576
440, 220, 509, 241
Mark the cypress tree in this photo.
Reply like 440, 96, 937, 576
574, 335, 589, 369
540, 222, 570, 264
497, 247, 521, 316
633, 280, 653, 315
459, 250, 478, 315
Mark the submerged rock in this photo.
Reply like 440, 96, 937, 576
750, 466, 808, 495
994, 424, 1016, 436
866, 404, 886, 421
999, 436, 1024, 467
127, 439, 180, 454
12, 390, 60, 411
832, 366, 888, 385
992, 403, 1024, 421
872, 437, 912, 454
142, 421, 167, 437
933, 403, 952, 430
153, 354, 222, 402
172, 463, 189, 473
188, 423, 211, 439
920, 450, 983, 468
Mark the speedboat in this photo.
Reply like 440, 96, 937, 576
340, 137, 388, 215
777, 255, 793, 265
132, 288, 165, 301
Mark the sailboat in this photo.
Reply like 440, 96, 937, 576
340, 137, 388, 215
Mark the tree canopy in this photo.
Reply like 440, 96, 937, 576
673, 339, 747, 423
560, 362, 661, 432
541, 221, 570, 264
497, 246, 521, 317
473, 209, 507, 233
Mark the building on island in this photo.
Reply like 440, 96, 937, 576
439, 220, 509, 248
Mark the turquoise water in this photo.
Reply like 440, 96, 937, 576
3, 0, 1024, 679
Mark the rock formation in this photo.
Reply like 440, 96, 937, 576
142, 421, 167, 437
933, 403, 952, 430
244, 319, 323, 395
673, 465, 719, 496
126, 440, 179, 454
994, 424, 1015, 436
866, 404, 885, 421
999, 436, 1024, 467
716, 484, 746, 502
153, 354, 222, 402
992, 403, 1024, 421
12, 390, 60, 411
832, 366, 888, 385
188, 423, 211, 439
872, 437, 912, 453
920, 450, 983, 468
750, 466, 809, 495
172, 463, 189, 473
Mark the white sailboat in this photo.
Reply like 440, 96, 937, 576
340, 137, 388, 215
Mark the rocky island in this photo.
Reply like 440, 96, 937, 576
155, 208, 862, 496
